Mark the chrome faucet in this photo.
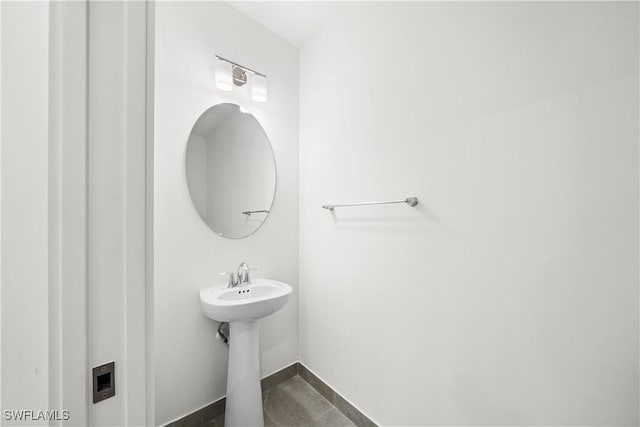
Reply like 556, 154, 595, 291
222, 263, 255, 288
237, 262, 252, 285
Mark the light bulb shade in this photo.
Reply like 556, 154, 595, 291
214, 58, 233, 91
251, 74, 267, 102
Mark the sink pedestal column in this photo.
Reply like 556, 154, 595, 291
225, 320, 263, 427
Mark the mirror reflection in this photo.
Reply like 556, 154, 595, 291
185, 103, 276, 239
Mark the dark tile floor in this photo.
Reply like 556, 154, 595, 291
202, 376, 355, 427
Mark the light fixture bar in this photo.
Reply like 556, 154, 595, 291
215, 55, 266, 78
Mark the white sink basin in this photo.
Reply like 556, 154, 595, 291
200, 278, 292, 322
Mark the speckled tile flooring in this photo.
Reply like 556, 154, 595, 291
202, 376, 355, 427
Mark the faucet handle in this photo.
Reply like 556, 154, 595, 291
220, 272, 238, 288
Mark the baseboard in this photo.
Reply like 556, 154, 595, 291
297, 363, 377, 427
164, 361, 377, 427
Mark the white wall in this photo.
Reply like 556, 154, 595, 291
185, 134, 208, 217
299, 2, 639, 426
154, 2, 299, 425
1, 2, 51, 424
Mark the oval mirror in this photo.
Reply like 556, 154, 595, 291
185, 103, 276, 239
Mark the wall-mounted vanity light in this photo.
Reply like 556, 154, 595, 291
214, 55, 267, 103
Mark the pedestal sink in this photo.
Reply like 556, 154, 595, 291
200, 278, 292, 427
